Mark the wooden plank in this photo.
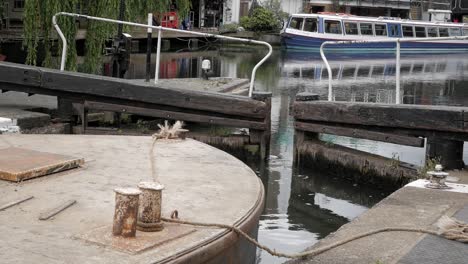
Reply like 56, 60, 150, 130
0, 62, 267, 118
293, 101, 468, 133
295, 121, 425, 147
0, 62, 42, 87
296, 122, 468, 142
0, 147, 84, 182
85, 101, 268, 130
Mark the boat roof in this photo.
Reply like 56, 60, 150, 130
290, 13, 468, 28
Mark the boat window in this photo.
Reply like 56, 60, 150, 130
415, 26, 426, 37
288, 17, 304, 30
439, 28, 449, 37
427, 27, 438, 37
448, 27, 461, 36
374, 24, 387, 36
401, 65, 411, 73
303, 18, 318, 32
402, 25, 414, 37
464, 28, 468, 36
324, 20, 342, 34
413, 64, 423, 72
342, 67, 356, 77
344, 22, 359, 35
360, 23, 373, 35
357, 66, 370, 76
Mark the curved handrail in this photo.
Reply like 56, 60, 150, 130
52, 12, 273, 98
320, 35, 468, 103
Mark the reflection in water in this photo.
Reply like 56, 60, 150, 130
126, 47, 468, 263
280, 52, 468, 105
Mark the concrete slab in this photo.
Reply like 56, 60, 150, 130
0, 135, 263, 263
287, 184, 468, 264
398, 205, 468, 264
447, 169, 468, 184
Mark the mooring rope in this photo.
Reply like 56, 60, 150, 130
149, 120, 186, 182
162, 215, 468, 259
151, 121, 468, 259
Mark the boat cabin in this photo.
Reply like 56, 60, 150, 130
286, 13, 468, 38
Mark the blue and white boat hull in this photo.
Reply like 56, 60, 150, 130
282, 32, 468, 53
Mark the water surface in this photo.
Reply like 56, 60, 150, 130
126, 46, 468, 263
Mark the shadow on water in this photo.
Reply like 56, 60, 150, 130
124, 45, 468, 263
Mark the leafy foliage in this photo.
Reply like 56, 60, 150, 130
240, 6, 281, 32
23, 0, 191, 73
262, 0, 289, 22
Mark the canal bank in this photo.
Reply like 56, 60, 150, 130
286, 177, 468, 264
0, 134, 264, 263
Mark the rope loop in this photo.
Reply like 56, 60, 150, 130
161, 214, 468, 259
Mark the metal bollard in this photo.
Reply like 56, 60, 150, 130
425, 164, 450, 189
137, 181, 165, 232
113, 188, 141, 237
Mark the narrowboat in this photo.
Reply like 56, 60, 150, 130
281, 13, 468, 53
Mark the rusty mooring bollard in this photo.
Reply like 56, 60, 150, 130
137, 181, 165, 232
113, 188, 141, 237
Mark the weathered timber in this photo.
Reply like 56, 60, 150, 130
0, 62, 267, 119
57, 98, 75, 123
84, 101, 268, 130
250, 92, 272, 160
426, 138, 464, 170
295, 92, 319, 102
294, 101, 468, 133
351, 126, 468, 142
294, 138, 419, 185
294, 92, 320, 142
295, 121, 425, 147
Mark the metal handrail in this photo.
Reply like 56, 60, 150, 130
320, 35, 468, 104
52, 12, 273, 97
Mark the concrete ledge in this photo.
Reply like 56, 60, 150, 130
0, 107, 50, 130
287, 184, 468, 264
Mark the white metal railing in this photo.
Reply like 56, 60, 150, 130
320, 35, 468, 104
52, 12, 273, 97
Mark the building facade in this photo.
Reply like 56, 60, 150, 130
451, 0, 468, 22
1, 0, 25, 30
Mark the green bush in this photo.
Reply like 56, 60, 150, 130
240, 7, 281, 32
220, 23, 239, 33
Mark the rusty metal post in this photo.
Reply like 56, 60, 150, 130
137, 181, 165, 232
113, 188, 141, 237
